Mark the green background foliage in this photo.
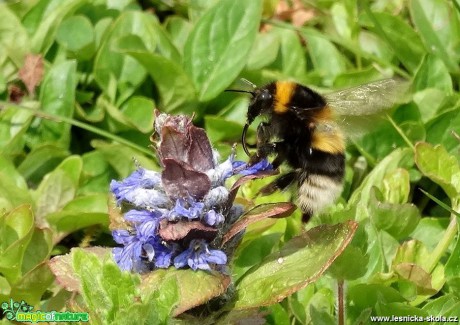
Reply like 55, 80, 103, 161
1, 0, 460, 324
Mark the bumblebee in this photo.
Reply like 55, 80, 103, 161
235, 79, 408, 222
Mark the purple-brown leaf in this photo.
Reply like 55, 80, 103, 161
159, 220, 218, 242
223, 169, 279, 213
187, 126, 215, 172
162, 159, 211, 199
160, 126, 190, 162
222, 202, 296, 245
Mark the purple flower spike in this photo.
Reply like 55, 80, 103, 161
110, 112, 278, 274
173, 240, 227, 271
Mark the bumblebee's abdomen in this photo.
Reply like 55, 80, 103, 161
297, 152, 345, 221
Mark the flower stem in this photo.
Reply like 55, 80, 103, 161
337, 279, 346, 325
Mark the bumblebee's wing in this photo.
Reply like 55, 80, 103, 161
323, 78, 411, 138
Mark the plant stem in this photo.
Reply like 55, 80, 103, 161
337, 279, 345, 325
426, 213, 458, 273
0, 101, 157, 159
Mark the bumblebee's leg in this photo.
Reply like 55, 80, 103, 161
258, 171, 297, 196
249, 141, 286, 167
256, 121, 273, 147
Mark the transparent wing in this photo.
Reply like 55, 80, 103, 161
325, 78, 410, 116
322, 78, 411, 138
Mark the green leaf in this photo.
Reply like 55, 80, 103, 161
17, 145, 69, 185
310, 304, 335, 325
328, 245, 369, 280
204, 115, 243, 143
183, 0, 262, 101
22, 227, 53, 274
72, 248, 140, 324
94, 11, 158, 97
382, 168, 411, 204
348, 284, 405, 311
413, 54, 453, 92
149, 17, 181, 63
415, 142, 460, 200
56, 15, 95, 60
27, 60, 77, 149
0, 205, 35, 283
445, 230, 460, 280
140, 268, 230, 316
0, 155, 28, 191
0, 5, 29, 65
49, 247, 110, 293
362, 12, 426, 73
164, 16, 192, 53
0, 172, 34, 213
120, 96, 155, 133
142, 276, 179, 324
410, 217, 450, 251
233, 233, 283, 281
269, 27, 307, 79
28, 0, 86, 54
124, 49, 197, 114
46, 194, 109, 233
79, 150, 115, 195
369, 188, 420, 240
93, 141, 158, 178
0, 105, 34, 157
9, 262, 54, 306
413, 88, 448, 122
234, 221, 357, 309
246, 32, 280, 70
376, 302, 428, 320
425, 107, 460, 153
410, 0, 460, 73
34, 156, 82, 226
422, 294, 460, 319
301, 28, 346, 85
358, 30, 395, 63
349, 148, 413, 214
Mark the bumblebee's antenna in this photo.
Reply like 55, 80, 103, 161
241, 123, 250, 156
225, 89, 255, 95
240, 78, 257, 89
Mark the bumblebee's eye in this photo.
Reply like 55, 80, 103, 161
259, 91, 272, 101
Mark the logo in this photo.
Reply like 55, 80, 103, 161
1, 299, 89, 323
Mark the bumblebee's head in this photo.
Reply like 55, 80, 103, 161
246, 86, 274, 124
239, 86, 274, 156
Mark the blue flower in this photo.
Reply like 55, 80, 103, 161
206, 154, 234, 186
112, 230, 146, 272
168, 197, 205, 221
232, 158, 273, 176
123, 188, 171, 209
173, 239, 227, 271
203, 186, 229, 209
125, 209, 165, 237
113, 228, 178, 271
110, 168, 162, 204
204, 210, 224, 226
143, 238, 178, 268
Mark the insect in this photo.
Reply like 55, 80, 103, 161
231, 78, 409, 222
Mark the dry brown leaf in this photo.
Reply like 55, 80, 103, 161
274, 0, 315, 27
18, 54, 44, 97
